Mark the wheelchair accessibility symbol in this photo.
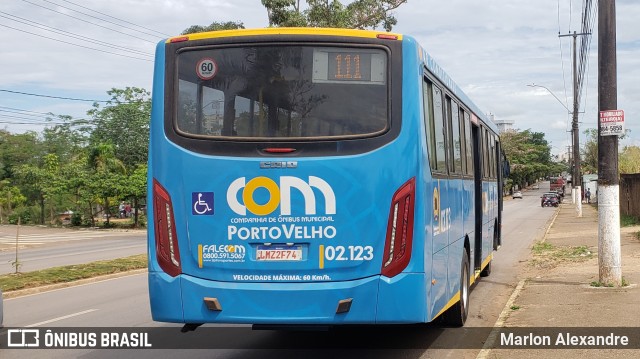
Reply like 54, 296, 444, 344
192, 192, 214, 215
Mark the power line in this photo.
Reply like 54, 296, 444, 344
0, 106, 90, 122
0, 11, 152, 58
39, 0, 166, 39
20, 0, 158, 44
0, 23, 153, 61
0, 106, 55, 117
576, 0, 597, 128
557, 0, 571, 129
58, 0, 171, 38
0, 113, 56, 122
0, 112, 70, 125
0, 89, 112, 103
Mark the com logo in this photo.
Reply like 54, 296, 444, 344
227, 176, 336, 216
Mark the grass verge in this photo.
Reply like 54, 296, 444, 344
0, 254, 147, 292
621, 214, 640, 227
530, 242, 594, 269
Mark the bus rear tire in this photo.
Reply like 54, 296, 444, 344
480, 259, 491, 277
441, 252, 470, 327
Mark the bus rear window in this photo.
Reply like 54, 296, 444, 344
175, 45, 389, 139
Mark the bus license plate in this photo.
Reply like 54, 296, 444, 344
256, 245, 302, 261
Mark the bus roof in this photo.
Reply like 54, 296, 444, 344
168, 27, 403, 43
408, 36, 497, 134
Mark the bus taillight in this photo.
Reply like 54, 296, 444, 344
381, 178, 416, 278
152, 179, 181, 277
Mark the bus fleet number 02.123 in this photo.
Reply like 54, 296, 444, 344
324, 245, 374, 261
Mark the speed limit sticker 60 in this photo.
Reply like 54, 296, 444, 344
196, 58, 218, 80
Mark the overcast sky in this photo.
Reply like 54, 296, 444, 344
1, 0, 639, 157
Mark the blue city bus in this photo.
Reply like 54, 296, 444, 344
148, 28, 504, 329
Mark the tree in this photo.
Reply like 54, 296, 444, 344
62, 154, 95, 226
41, 116, 89, 163
501, 129, 561, 189
87, 87, 151, 171
619, 146, 640, 174
0, 179, 25, 224
583, 128, 638, 175
582, 128, 598, 174
119, 164, 147, 227
14, 154, 65, 224
262, 0, 408, 31
0, 130, 41, 181
87, 143, 127, 226
181, 21, 244, 35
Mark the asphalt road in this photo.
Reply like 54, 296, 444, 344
1, 183, 557, 358
0, 227, 146, 274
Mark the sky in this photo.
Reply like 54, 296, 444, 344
1, 0, 639, 158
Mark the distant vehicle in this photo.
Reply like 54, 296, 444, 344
549, 177, 565, 196
541, 192, 560, 207
512, 190, 523, 199
531, 184, 539, 190
552, 190, 564, 202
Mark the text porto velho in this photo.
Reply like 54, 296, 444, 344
228, 224, 336, 240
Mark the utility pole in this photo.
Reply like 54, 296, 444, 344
559, 31, 589, 217
598, 0, 622, 286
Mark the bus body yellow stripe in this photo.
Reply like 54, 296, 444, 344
198, 244, 203, 268
168, 27, 403, 43
433, 291, 461, 320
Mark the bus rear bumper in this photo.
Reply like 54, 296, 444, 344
149, 271, 427, 324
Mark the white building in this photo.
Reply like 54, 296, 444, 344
490, 114, 514, 133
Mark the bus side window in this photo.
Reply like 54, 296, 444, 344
486, 130, 492, 179
458, 107, 467, 175
431, 85, 447, 173
490, 134, 497, 179
482, 127, 489, 179
464, 112, 473, 175
464, 112, 473, 176
422, 79, 437, 171
423, 78, 447, 173
449, 99, 462, 174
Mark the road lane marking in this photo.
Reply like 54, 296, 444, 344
476, 279, 526, 359
4, 271, 147, 300
26, 309, 99, 327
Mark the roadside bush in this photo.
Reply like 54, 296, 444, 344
137, 214, 147, 228
8, 206, 32, 224
71, 212, 83, 226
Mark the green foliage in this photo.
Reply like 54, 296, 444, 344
262, 0, 408, 31
0, 130, 41, 180
619, 145, 640, 174
181, 21, 245, 35
70, 212, 82, 226
8, 206, 31, 224
582, 128, 640, 175
0, 87, 150, 227
621, 214, 640, 227
87, 87, 150, 170
582, 128, 598, 174
501, 129, 562, 189
0, 180, 26, 221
